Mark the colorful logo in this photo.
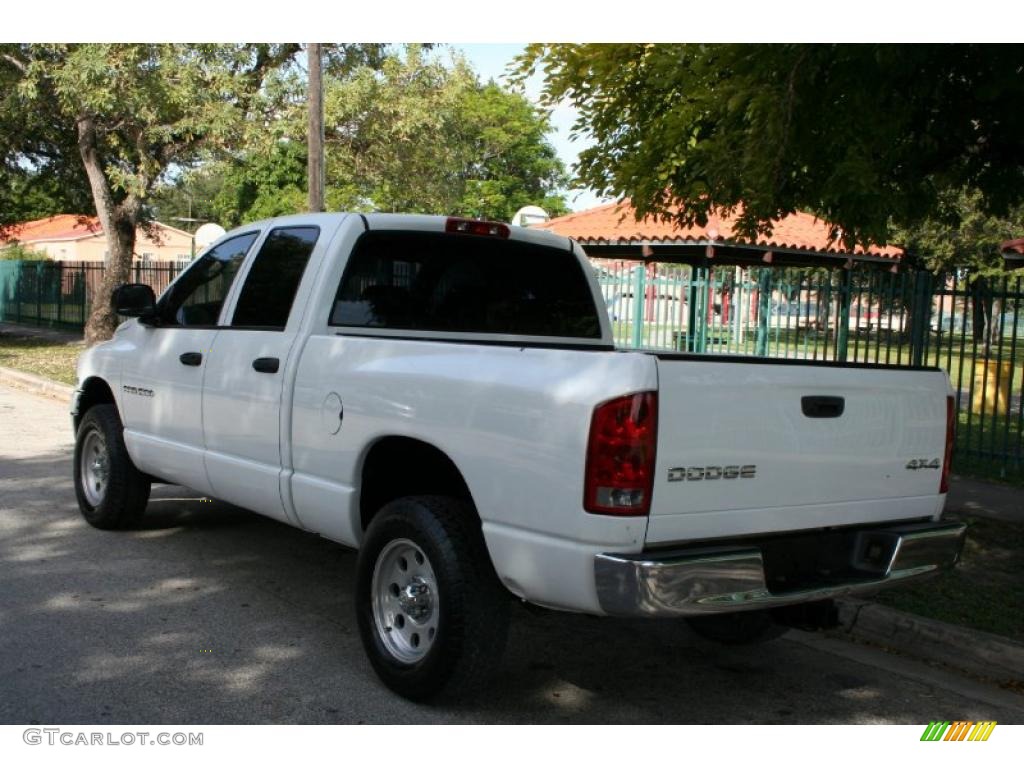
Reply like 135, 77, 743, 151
920, 721, 997, 742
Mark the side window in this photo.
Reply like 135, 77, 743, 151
231, 227, 319, 330
157, 233, 259, 327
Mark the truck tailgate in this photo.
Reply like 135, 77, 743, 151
647, 356, 950, 544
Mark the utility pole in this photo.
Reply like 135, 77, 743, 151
307, 43, 325, 213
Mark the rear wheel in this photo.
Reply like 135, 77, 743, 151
74, 404, 151, 530
686, 610, 788, 645
355, 496, 509, 702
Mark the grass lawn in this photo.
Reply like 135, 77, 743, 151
954, 409, 1024, 487
873, 511, 1024, 640
0, 330, 82, 385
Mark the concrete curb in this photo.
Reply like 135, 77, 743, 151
0, 365, 75, 403
835, 599, 1024, 683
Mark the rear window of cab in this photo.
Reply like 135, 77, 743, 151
329, 231, 602, 339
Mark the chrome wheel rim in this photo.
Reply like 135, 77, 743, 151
80, 429, 109, 507
371, 538, 439, 664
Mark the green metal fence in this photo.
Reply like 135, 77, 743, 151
0, 260, 186, 330
1, 257, 1021, 479
596, 260, 1024, 479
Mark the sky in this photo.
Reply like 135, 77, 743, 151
453, 44, 607, 213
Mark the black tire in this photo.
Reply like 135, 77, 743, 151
73, 404, 151, 530
686, 610, 788, 646
355, 495, 510, 702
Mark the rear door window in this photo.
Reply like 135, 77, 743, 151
231, 226, 319, 330
329, 231, 601, 338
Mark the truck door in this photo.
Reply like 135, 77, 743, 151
120, 231, 260, 493
201, 225, 323, 524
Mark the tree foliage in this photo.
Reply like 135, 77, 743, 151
323, 48, 568, 221
0, 242, 48, 261
0, 44, 315, 342
0, 48, 93, 230
0, 43, 384, 344
156, 47, 569, 229
895, 188, 1024, 349
895, 188, 1024, 277
517, 44, 1024, 248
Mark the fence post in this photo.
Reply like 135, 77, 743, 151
836, 268, 852, 362
755, 269, 771, 357
909, 270, 933, 367
15, 262, 22, 324
686, 273, 698, 352
35, 261, 42, 326
631, 264, 645, 349
56, 261, 64, 326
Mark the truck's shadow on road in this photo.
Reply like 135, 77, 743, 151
1, 462, 1018, 724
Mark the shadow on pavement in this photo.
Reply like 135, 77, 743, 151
1, 447, 1022, 725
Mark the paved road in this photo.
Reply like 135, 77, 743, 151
1, 384, 1022, 724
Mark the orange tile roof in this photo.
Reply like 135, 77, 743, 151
2, 214, 194, 245
2, 214, 102, 243
1004, 238, 1024, 269
535, 200, 903, 260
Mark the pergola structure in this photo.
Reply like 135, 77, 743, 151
533, 201, 919, 361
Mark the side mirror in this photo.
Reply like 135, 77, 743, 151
112, 283, 158, 324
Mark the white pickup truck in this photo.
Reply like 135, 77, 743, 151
73, 213, 966, 701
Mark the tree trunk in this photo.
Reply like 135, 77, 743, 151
77, 115, 139, 346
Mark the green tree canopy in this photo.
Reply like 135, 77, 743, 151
324, 48, 568, 221
517, 44, 1024, 248
0, 44, 307, 341
896, 188, 1024, 277
0, 43, 383, 343
156, 47, 568, 229
894, 188, 1024, 348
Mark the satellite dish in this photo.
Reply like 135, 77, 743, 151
194, 223, 226, 249
510, 206, 550, 227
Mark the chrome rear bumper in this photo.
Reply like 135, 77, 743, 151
594, 521, 967, 618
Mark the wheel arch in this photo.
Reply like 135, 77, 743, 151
358, 435, 476, 532
74, 376, 118, 432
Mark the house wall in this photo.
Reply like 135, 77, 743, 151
27, 226, 194, 262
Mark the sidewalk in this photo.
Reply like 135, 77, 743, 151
946, 475, 1024, 524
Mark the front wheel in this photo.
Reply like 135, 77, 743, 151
73, 404, 151, 530
355, 496, 510, 702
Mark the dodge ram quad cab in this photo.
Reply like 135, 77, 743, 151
72, 213, 966, 701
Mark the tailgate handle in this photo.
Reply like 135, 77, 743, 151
802, 395, 845, 418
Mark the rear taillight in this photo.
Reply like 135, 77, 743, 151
445, 217, 510, 238
584, 392, 658, 516
940, 395, 955, 494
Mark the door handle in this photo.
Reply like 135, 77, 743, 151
179, 352, 203, 367
801, 395, 845, 418
252, 357, 280, 374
